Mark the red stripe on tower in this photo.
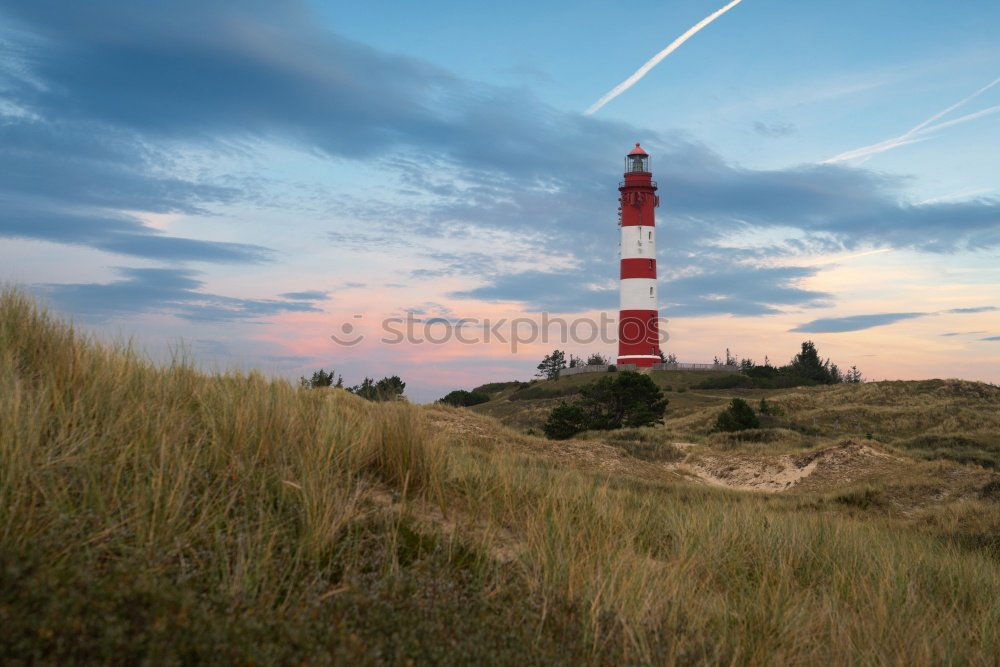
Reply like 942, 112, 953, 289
617, 143, 661, 367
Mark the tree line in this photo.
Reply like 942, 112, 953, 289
535, 341, 863, 386
299, 368, 406, 402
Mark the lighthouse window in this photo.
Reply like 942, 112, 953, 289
648, 260, 653, 269
648, 231, 652, 240
649, 286, 653, 297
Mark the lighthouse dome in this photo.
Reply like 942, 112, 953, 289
628, 142, 648, 156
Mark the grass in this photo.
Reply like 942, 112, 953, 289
2, 288, 1000, 663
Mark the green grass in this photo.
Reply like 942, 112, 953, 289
3, 288, 1000, 663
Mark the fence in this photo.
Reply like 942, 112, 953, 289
560, 362, 739, 377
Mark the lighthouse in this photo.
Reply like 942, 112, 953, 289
617, 143, 661, 367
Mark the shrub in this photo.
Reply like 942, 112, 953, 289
438, 390, 490, 407
578, 372, 668, 430
541, 372, 668, 439
543, 402, 586, 440
715, 398, 760, 432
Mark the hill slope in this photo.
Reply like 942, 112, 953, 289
2, 289, 999, 663
471, 371, 1000, 468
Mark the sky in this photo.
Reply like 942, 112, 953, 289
1, 0, 998, 402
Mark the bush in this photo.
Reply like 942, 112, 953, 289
578, 372, 668, 430
543, 402, 586, 440
349, 375, 406, 401
541, 372, 668, 439
715, 398, 760, 432
438, 390, 490, 407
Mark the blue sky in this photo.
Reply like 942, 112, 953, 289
1, 0, 998, 400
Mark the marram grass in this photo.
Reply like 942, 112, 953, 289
1, 288, 998, 664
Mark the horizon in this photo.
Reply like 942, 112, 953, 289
1, 0, 998, 401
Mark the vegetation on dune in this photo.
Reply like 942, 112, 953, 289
2, 288, 999, 663
714, 397, 761, 432
542, 372, 668, 439
699, 341, 862, 389
536, 349, 567, 380
437, 389, 491, 407
301, 367, 407, 401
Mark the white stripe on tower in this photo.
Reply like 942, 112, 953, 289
620, 278, 657, 310
620, 225, 655, 259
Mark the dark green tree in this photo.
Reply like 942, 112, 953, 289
715, 398, 761, 432
543, 402, 587, 440
788, 340, 837, 384
438, 389, 490, 407
578, 371, 668, 430
349, 377, 378, 400
348, 376, 405, 401
375, 375, 406, 400
536, 349, 567, 380
300, 368, 343, 388
586, 352, 609, 366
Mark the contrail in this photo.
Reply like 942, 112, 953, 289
823, 76, 1000, 164
584, 0, 745, 115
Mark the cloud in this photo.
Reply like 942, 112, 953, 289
790, 312, 926, 333
451, 270, 616, 312
791, 306, 999, 334
941, 331, 987, 336
452, 260, 830, 316
982, 336, 1000, 341
280, 290, 328, 300
37, 267, 325, 322
1, 202, 271, 263
752, 120, 796, 138
664, 264, 830, 317
946, 306, 997, 314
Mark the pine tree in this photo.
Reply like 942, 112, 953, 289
585, 352, 609, 366
302, 368, 343, 388
536, 349, 567, 380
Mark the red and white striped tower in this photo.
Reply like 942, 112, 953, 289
617, 143, 661, 367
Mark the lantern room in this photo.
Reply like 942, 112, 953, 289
625, 142, 649, 173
